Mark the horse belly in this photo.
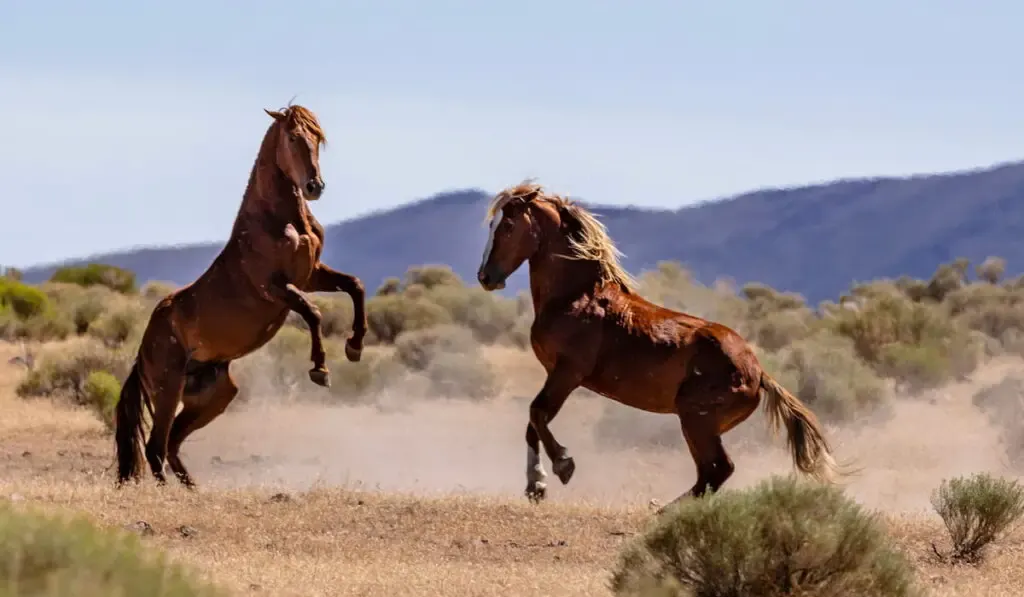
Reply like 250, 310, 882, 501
583, 355, 681, 414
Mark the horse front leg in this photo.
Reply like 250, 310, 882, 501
525, 362, 582, 502
309, 263, 367, 362
269, 274, 330, 387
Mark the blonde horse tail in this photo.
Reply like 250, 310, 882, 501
759, 371, 842, 484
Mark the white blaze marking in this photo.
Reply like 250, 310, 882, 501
527, 445, 547, 484
480, 211, 504, 271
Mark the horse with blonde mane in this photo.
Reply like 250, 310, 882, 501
477, 181, 844, 509
114, 104, 367, 489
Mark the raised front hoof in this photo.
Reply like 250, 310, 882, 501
308, 368, 332, 388
552, 456, 576, 485
525, 482, 548, 504
344, 341, 363, 363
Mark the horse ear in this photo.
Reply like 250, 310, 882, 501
264, 109, 286, 121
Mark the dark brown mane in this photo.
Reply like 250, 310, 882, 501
486, 180, 638, 293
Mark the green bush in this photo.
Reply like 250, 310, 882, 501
611, 476, 919, 597
49, 263, 136, 294
0, 278, 50, 319
0, 502, 225, 597
930, 473, 1024, 564
366, 293, 452, 343
87, 302, 146, 348
829, 291, 979, 389
16, 340, 130, 404
82, 371, 121, 430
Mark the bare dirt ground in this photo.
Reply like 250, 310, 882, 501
3, 341, 1024, 596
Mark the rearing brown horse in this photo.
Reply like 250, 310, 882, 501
114, 104, 367, 488
476, 181, 844, 508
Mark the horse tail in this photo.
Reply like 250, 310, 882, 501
114, 359, 150, 485
759, 371, 842, 484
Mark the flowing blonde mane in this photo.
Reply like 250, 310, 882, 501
485, 181, 638, 293
276, 103, 328, 147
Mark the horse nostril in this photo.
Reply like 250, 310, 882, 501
305, 181, 319, 194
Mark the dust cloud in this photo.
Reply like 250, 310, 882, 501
182, 351, 1024, 515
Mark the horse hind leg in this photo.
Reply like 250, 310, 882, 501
139, 324, 189, 485
664, 378, 759, 512
167, 361, 239, 488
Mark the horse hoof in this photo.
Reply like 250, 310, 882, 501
309, 368, 331, 388
345, 341, 362, 363
553, 456, 576, 485
525, 483, 547, 503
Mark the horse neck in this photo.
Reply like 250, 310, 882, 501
527, 234, 605, 314
232, 126, 305, 234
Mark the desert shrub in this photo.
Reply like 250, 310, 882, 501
744, 307, 816, 352
390, 325, 500, 400
426, 285, 519, 343
16, 339, 131, 403
930, 473, 1024, 564
976, 256, 1007, 285
638, 262, 744, 326
0, 278, 50, 319
4, 311, 75, 343
829, 291, 979, 389
49, 263, 136, 294
421, 351, 501, 400
366, 294, 452, 343
925, 258, 970, 302
394, 325, 477, 371
764, 334, 888, 423
0, 502, 225, 597
611, 475, 918, 597
82, 370, 121, 430
87, 302, 147, 348
140, 280, 177, 301
403, 264, 464, 290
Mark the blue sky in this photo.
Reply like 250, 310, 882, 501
1, 1, 1022, 266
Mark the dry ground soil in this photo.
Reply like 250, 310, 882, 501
3, 342, 1024, 596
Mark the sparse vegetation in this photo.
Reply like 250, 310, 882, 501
930, 473, 1024, 564
0, 502, 226, 597
2, 253, 1024, 597
610, 475, 919, 597
8, 256, 1024, 439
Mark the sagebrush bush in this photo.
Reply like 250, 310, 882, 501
0, 502, 225, 597
366, 293, 452, 343
49, 263, 137, 294
16, 339, 130, 404
930, 473, 1024, 564
611, 476, 918, 597
0, 278, 50, 319
394, 325, 477, 370
763, 334, 888, 422
82, 370, 121, 430
829, 291, 979, 389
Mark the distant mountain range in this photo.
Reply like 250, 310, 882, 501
19, 160, 1024, 303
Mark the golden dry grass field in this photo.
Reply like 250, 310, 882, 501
3, 341, 1024, 596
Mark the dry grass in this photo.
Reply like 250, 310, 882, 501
3, 342, 1024, 596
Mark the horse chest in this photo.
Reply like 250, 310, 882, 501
281, 223, 321, 280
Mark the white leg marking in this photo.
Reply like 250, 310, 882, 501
480, 211, 503, 272
527, 445, 548, 485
